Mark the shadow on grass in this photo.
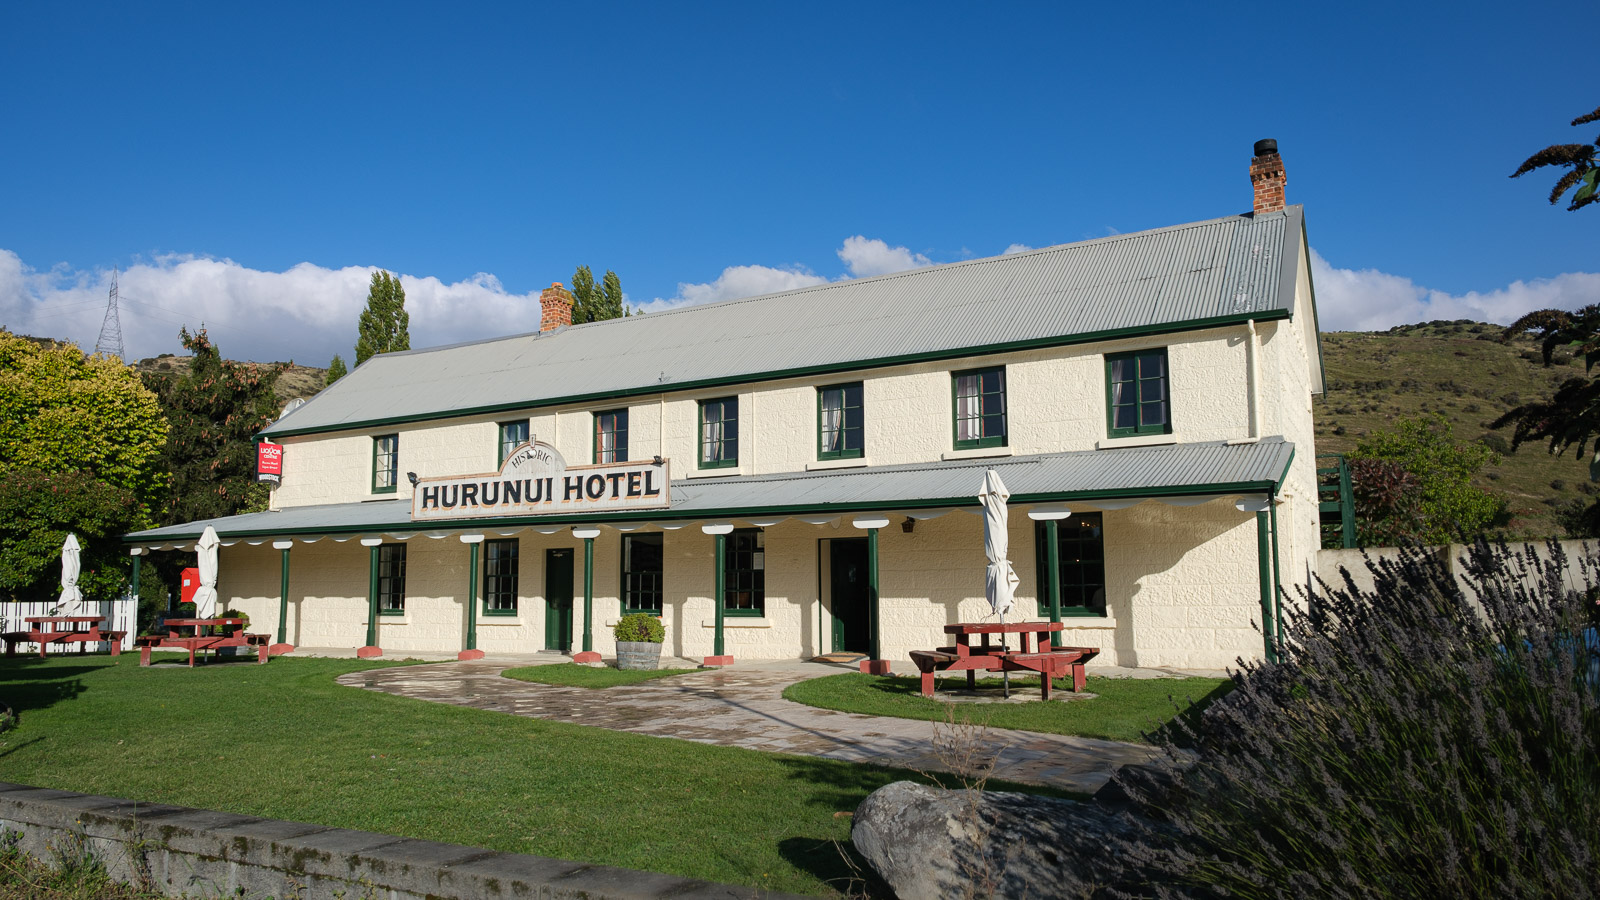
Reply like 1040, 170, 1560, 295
778, 835, 892, 899
0, 660, 96, 718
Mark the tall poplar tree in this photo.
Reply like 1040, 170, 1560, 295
570, 265, 629, 324
354, 270, 410, 365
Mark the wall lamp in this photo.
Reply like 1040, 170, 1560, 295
406, 471, 419, 487
901, 517, 915, 534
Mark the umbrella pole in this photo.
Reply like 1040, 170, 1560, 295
1000, 607, 1010, 699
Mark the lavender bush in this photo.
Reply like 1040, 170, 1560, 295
1114, 541, 1600, 899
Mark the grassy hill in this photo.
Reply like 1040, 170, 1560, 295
131, 354, 326, 407
1313, 320, 1593, 540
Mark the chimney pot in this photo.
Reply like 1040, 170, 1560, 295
1249, 138, 1287, 216
539, 282, 574, 332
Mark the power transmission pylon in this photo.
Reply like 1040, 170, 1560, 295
94, 268, 126, 362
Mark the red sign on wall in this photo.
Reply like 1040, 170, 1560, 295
257, 442, 284, 484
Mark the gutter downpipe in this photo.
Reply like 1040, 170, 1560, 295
1247, 320, 1261, 439
1269, 488, 1284, 661
1046, 519, 1063, 648
360, 537, 383, 657
459, 534, 484, 660
1255, 511, 1276, 663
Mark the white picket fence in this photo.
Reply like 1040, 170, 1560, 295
0, 598, 138, 653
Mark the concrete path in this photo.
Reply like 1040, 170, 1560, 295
335, 659, 1169, 794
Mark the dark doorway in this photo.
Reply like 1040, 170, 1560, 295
544, 548, 574, 652
829, 538, 870, 654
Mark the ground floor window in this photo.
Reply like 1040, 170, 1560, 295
622, 533, 664, 614
722, 529, 765, 615
484, 539, 519, 615
1034, 513, 1106, 616
377, 544, 406, 614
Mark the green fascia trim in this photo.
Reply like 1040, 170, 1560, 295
259, 310, 1292, 439
123, 476, 1289, 543
1275, 447, 1297, 487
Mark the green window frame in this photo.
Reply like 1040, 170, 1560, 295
497, 419, 530, 466
722, 528, 764, 616
1033, 514, 1107, 617
1106, 348, 1171, 437
621, 533, 664, 614
817, 382, 864, 460
371, 434, 398, 493
595, 409, 629, 464
483, 538, 519, 616
377, 544, 407, 615
952, 367, 1007, 450
698, 397, 738, 469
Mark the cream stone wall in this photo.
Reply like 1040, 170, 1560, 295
272, 325, 1273, 509
213, 495, 1273, 668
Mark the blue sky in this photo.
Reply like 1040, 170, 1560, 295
2, 1, 1595, 364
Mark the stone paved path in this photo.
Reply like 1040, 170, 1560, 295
336, 660, 1166, 793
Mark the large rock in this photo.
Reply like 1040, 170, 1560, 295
852, 781, 1154, 899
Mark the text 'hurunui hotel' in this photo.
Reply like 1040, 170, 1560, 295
127, 140, 1323, 669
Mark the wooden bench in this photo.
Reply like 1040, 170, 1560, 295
3, 619, 126, 658
909, 621, 1100, 701
136, 619, 270, 668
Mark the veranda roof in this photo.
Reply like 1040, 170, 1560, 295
125, 437, 1295, 544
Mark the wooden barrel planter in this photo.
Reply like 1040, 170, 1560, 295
615, 641, 663, 671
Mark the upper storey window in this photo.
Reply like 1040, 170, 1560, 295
818, 382, 864, 460
595, 409, 629, 463
699, 397, 738, 469
1107, 349, 1171, 437
952, 367, 1007, 450
372, 434, 398, 494
498, 419, 529, 465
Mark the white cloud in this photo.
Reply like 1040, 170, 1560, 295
1310, 249, 1600, 331
836, 235, 934, 278
634, 263, 830, 314
1003, 243, 1034, 255
0, 249, 548, 366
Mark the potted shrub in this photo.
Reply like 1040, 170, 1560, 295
613, 614, 665, 670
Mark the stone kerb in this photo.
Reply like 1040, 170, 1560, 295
0, 782, 806, 900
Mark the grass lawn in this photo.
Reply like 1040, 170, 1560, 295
0, 655, 1043, 897
783, 672, 1231, 743
501, 662, 698, 688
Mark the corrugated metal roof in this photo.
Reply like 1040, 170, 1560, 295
126, 438, 1294, 541
263, 207, 1305, 437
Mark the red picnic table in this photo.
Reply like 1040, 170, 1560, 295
135, 618, 271, 668
2, 617, 126, 658
909, 621, 1099, 701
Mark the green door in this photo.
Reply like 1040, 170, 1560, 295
829, 539, 871, 654
544, 548, 574, 652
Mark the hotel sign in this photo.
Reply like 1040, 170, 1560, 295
410, 441, 670, 522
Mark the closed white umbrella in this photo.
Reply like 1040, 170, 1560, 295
192, 526, 221, 618
53, 533, 84, 617
980, 470, 1021, 697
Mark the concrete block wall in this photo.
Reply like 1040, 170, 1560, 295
270, 324, 1286, 511
212, 497, 1275, 669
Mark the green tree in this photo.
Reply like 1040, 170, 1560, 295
0, 331, 167, 603
570, 265, 629, 324
0, 470, 145, 602
0, 330, 168, 508
326, 353, 348, 385
354, 270, 410, 365
1348, 413, 1507, 545
1510, 103, 1600, 211
141, 327, 284, 528
1492, 305, 1600, 533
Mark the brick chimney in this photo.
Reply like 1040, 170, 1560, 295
539, 282, 573, 332
1249, 138, 1286, 215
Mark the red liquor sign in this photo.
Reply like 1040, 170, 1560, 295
257, 442, 284, 484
